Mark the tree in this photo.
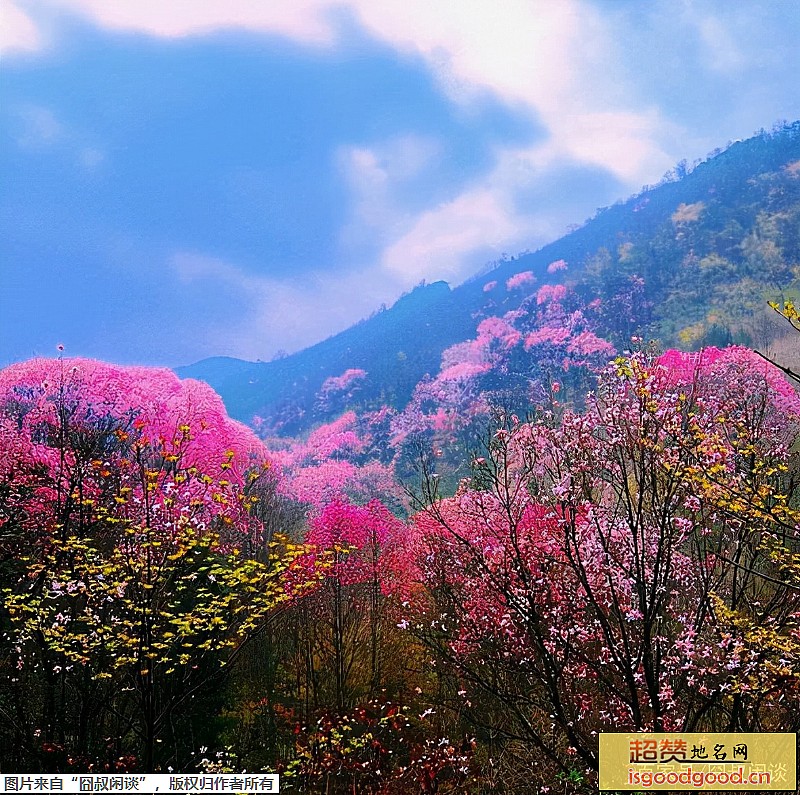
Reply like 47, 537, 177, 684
0, 357, 307, 771
397, 346, 800, 791
290, 498, 408, 712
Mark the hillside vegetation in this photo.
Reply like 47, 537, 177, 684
4, 123, 800, 790
179, 122, 800, 433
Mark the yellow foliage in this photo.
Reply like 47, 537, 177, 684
671, 201, 705, 224
617, 241, 634, 263
678, 322, 705, 346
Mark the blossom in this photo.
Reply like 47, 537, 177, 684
506, 271, 536, 290
536, 284, 567, 305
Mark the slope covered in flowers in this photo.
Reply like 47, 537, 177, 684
181, 122, 800, 434
3, 343, 799, 791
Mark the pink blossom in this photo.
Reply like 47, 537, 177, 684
438, 362, 492, 381
0, 357, 272, 483
476, 317, 522, 349
536, 284, 567, 305
524, 326, 571, 349
0, 356, 279, 550
318, 368, 367, 395
304, 497, 407, 587
273, 411, 400, 508
506, 271, 536, 291
547, 259, 568, 274
566, 331, 616, 358
304, 412, 363, 459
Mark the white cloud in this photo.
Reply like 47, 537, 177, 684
0, 0, 41, 55
23, 0, 672, 185
16, 0, 686, 337
381, 187, 523, 284
698, 15, 744, 73
550, 110, 674, 185
370, 134, 442, 183
338, 146, 393, 235
11, 103, 110, 173
338, 139, 535, 286
350, 0, 580, 109
336, 1, 678, 284
172, 251, 405, 359
336, 135, 441, 248
677, 6, 747, 76
347, 0, 673, 185
79, 146, 105, 171
44, 0, 338, 45
337, 2, 674, 283
14, 104, 63, 148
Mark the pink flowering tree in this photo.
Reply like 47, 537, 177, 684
596, 273, 652, 344
547, 259, 568, 274
286, 498, 410, 711
272, 411, 401, 512
505, 270, 536, 291
390, 317, 525, 489
315, 368, 367, 415
397, 347, 800, 788
516, 282, 615, 400
0, 357, 304, 771
391, 289, 617, 496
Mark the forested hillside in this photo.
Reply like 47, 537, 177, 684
180, 122, 800, 433
4, 343, 800, 791
7, 0, 800, 788
4, 123, 800, 792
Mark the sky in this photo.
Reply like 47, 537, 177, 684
2, 0, 800, 368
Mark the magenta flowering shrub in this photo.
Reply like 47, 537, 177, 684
272, 411, 400, 510
0, 357, 278, 550
4, 342, 798, 786
304, 498, 407, 587
505, 270, 536, 291
0, 357, 307, 772
394, 347, 800, 785
316, 368, 367, 413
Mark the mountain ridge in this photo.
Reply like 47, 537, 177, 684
178, 121, 800, 431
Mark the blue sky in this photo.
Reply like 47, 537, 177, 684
2, 0, 800, 367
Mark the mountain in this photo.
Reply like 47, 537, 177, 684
179, 279, 474, 429
177, 121, 800, 432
